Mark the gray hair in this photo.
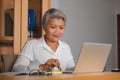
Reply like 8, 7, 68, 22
42, 8, 66, 27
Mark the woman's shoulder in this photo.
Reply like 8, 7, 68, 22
25, 38, 43, 45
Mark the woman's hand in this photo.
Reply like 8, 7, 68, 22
39, 58, 60, 71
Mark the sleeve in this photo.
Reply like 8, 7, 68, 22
66, 46, 75, 71
12, 41, 40, 72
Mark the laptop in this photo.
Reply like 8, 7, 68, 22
65, 42, 112, 74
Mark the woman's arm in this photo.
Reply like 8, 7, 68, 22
12, 40, 40, 72
12, 55, 30, 72
12, 55, 40, 72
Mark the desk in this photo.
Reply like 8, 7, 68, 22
0, 72, 120, 80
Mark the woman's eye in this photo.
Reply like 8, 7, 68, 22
60, 26, 64, 29
60, 27, 64, 29
51, 26, 56, 29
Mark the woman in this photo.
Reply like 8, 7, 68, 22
12, 8, 75, 72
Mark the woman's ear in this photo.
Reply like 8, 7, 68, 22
43, 26, 46, 31
43, 26, 46, 35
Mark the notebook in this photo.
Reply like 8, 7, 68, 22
64, 42, 112, 74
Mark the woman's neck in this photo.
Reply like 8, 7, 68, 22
45, 37, 59, 52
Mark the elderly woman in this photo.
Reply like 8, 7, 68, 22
12, 8, 75, 72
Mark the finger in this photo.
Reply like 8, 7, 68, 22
44, 64, 53, 71
47, 59, 57, 64
46, 59, 60, 67
52, 62, 59, 67
52, 59, 60, 67
46, 59, 53, 65
54, 59, 60, 65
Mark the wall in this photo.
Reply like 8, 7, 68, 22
114, 0, 120, 14
51, 0, 120, 70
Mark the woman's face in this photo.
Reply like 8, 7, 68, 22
44, 18, 65, 42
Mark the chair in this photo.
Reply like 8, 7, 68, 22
0, 55, 18, 72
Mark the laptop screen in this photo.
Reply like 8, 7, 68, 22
73, 42, 112, 73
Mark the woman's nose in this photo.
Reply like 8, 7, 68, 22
55, 28, 60, 33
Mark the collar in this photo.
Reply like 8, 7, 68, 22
38, 36, 66, 49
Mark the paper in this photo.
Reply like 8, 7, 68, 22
0, 71, 29, 76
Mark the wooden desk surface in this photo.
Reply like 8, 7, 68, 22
0, 72, 120, 80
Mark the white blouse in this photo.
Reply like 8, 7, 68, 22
12, 36, 75, 72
